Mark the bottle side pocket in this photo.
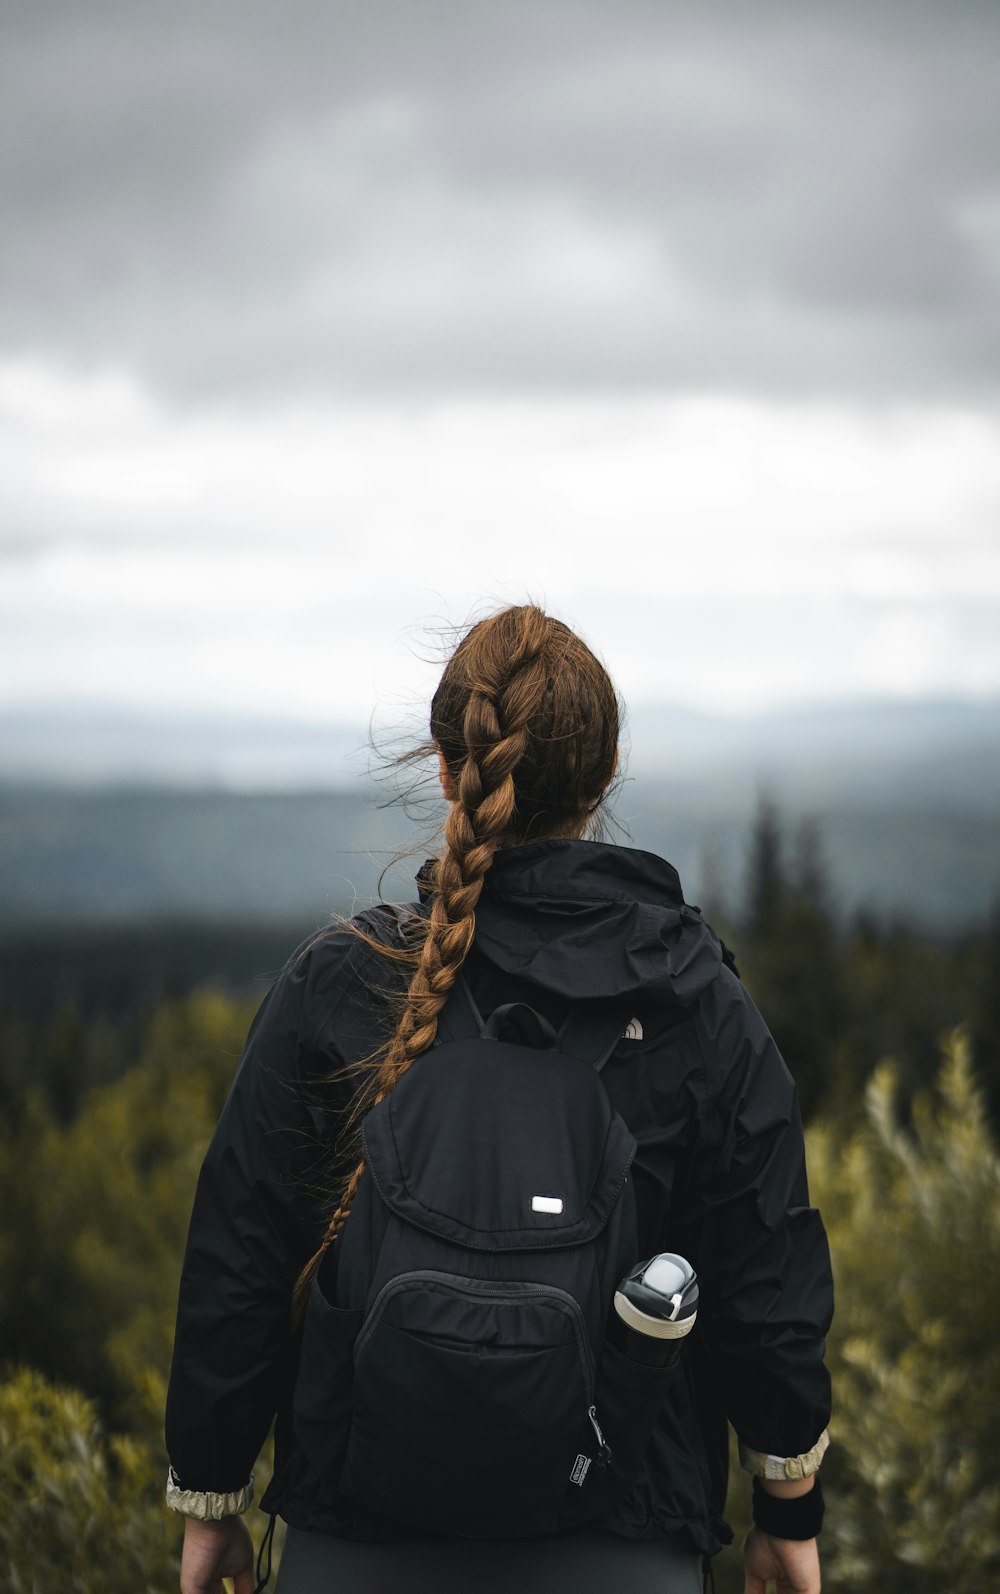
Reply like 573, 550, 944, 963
559, 1335, 678, 1528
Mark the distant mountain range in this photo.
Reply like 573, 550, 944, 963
3, 697, 1000, 799
0, 703, 373, 790
1, 698, 998, 931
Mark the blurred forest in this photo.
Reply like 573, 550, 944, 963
2, 803, 999, 1592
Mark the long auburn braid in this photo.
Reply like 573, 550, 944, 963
291, 607, 559, 1324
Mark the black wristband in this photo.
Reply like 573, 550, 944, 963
752, 1474, 825, 1540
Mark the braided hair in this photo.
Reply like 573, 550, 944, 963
292, 604, 620, 1322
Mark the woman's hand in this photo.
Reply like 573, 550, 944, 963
743, 1526, 821, 1594
180, 1515, 256, 1594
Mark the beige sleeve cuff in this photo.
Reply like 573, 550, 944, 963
165, 1467, 254, 1519
738, 1427, 830, 1481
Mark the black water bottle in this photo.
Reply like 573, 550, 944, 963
611, 1252, 699, 1367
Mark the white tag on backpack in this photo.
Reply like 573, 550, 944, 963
531, 1195, 564, 1213
569, 1454, 591, 1486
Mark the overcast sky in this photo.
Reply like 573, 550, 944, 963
2, 0, 999, 728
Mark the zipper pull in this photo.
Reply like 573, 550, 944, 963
588, 1404, 613, 1470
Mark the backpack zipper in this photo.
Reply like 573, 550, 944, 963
587, 1404, 612, 1468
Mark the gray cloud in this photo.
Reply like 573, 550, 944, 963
2, 0, 999, 401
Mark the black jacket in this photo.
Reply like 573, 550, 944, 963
165, 838, 833, 1554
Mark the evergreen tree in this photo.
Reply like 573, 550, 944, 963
744, 792, 785, 938
967, 894, 1000, 1127
739, 803, 845, 1120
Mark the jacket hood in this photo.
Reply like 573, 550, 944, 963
417, 837, 724, 1008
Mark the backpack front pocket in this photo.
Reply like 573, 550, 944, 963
341, 1271, 595, 1538
292, 1275, 363, 1481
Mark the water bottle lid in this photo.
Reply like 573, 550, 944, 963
614, 1251, 700, 1338
642, 1254, 693, 1299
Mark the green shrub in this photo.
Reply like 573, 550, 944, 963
0, 1366, 178, 1594
811, 1030, 1000, 1592
0, 993, 285, 1592
0, 990, 254, 1427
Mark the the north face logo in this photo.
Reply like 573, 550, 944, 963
622, 1017, 643, 1041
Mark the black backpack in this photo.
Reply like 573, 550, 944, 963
292, 977, 679, 1539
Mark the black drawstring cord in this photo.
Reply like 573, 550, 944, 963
253, 1512, 277, 1593
702, 1553, 717, 1594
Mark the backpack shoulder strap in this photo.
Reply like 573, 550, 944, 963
433, 971, 485, 1046
557, 1000, 635, 1074
435, 973, 632, 1073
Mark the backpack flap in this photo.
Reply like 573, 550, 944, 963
361, 1035, 636, 1251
